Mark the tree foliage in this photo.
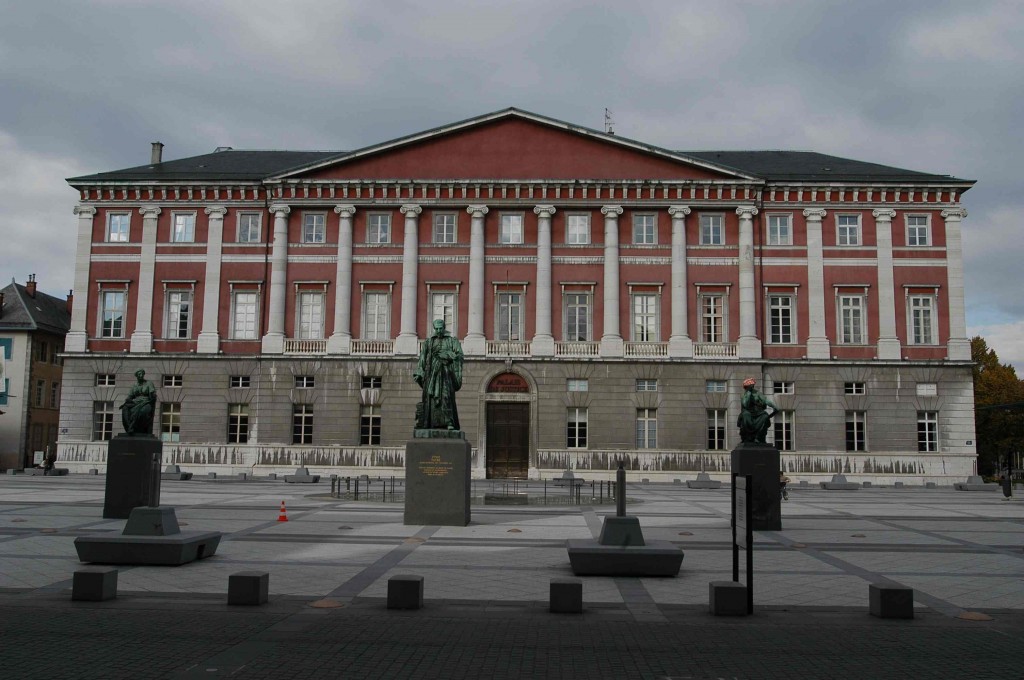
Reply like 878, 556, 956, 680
971, 336, 1024, 474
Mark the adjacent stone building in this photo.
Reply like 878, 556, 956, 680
57, 109, 976, 482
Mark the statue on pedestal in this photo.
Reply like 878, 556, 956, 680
120, 369, 157, 436
414, 319, 463, 431
737, 377, 777, 444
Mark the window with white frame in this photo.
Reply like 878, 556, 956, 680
636, 408, 657, 449
296, 291, 325, 339
837, 214, 861, 246
771, 381, 795, 395
706, 379, 726, 393
231, 291, 259, 340
433, 213, 457, 244
771, 411, 795, 451
360, 405, 381, 445
367, 214, 391, 244
767, 214, 792, 245
499, 214, 524, 244
164, 290, 192, 339
362, 376, 382, 389
99, 290, 127, 338
93, 401, 115, 441
96, 374, 116, 387
171, 213, 195, 243
303, 213, 326, 243
633, 214, 656, 245
496, 292, 524, 341
237, 212, 262, 243
707, 409, 726, 450
838, 294, 866, 344
700, 294, 725, 343
294, 375, 315, 389
632, 293, 658, 342
566, 214, 590, 244
229, 375, 250, 389
846, 411, 866, 452
35, 380, 44, 407
362, 292, 390, 340
699, 214, 724, 245
567, 407, 588, 448
767, 294, 794, 344
163, 374, 183, 388
293, 404, 313, 445
844, 381, 866, 395
107, 213, 130, 242
917, 411, 938, 452
161, 403, 181, 443
227, 404, 249, 444
50, 382, 59, 408
430, 292, 457, 335
636, 379, 658, 392
567, 379, 588, 392
906, 215, 930, 246
564, 292, 591, 341
908, 294, 937, 345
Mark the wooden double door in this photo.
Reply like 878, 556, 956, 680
485, 402, 530, 479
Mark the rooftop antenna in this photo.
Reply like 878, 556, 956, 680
604, 108, 615, 135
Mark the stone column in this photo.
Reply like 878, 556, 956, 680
873, 209, 901, 360
599, 205, 624, 357
736, 205, 761, 359
942, 208, 971, 360
327, 204, 356, 354
532, 205, 556, 356
197, 206, 227, 353
394, 204, 422, 355
668, 205, 693, 358
463, 205, 489, 356
803, 208, 830, 359
130, 206, 161, 353
261, 204, 290, 354
65, 205, 96, 353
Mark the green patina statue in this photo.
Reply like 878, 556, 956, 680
737, 377, 777, 444
120, 369, 157, 436
414, 319, 464, 431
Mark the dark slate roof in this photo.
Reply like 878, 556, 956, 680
0, 282, 71, 335
68, 150, 340, 183
682, 151, 965, 183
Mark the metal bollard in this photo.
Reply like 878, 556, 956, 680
615, 462, 626, 517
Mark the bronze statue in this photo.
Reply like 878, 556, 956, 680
120, 369, 157, 436
414, 319, 464, 430
737, 377, 776, 444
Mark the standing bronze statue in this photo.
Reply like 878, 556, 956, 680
737, 377, 777, 444
414, 319, 464, 430
120, 369, 157, 436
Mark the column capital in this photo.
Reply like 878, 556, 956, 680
667, 205, 691, 218
466, 205, 489, 217
204, 206, 228, 218
334, 204, 357, 218
533, 205, 556, 218
73, 204, 97, 217
735, 205, 759, 219
269, 204, 291, 216
138, 206, 162, 218
802, 208, 827, 221
941, 207, 968, 221
871, 208, 896, 221
601, 205, 623, 217
400, 204, 422, 217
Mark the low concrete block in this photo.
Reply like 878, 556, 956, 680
821, 474, 860, 490
73, 567, 118, 601
709, 581, 748, 616
862, 481, 872, 488
7, 469, 20, 475
798, 480, 809, 487
387, 575, 424, 610
869, 583, 914, 619
284, 467, 320, 483
687, 472, 723, 489
207, 472, 217, 479
566, 539, 683, 577
550, 578, 583, 613
925, 482, 937, 489
268, 473, 277, 480
89, 469, 99, 475
894, 482, 905, 488
228, 571, 269, 606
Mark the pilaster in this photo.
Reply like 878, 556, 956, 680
328, 204, 356, 354
463, 205, 489, 356
942, 208, 971, 360
599, 206, 624, 357
66, 205, 96, 353
394, 204, 422, 355
197, 206, 227, 353
736, 205, 761, 359
667, 205, 693, 358
873, 208, 901, 360
130, 206, 160, 353
803, 208, 831, 359
261, 204, 290, 354
532, 205, 556, 356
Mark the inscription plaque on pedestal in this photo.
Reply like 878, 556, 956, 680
404, 434, 471, 526
103, 436, 163, 519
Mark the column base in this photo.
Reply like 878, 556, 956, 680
599, 335, 624, 358
129, 332, 153, 354
806, 337, 831, 360
65, 331, 88, 353
876, 337, 902, 360
737, 336, 762, 360
668, 335, 694, 359
947, 338, 971, 361
532, 334, 555, 357
394, 333, 419, 356
197, 332, 220, 354
463, 334, 486, 356
261, 333, 284, 354
326, 333, 352, 355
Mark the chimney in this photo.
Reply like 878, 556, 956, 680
151, 142, 164, 165
25, 273, 36, 298
66, 289, 74, 315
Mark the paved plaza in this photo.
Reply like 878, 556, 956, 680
1, 474, 1023, 679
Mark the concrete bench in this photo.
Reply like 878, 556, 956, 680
73, 567, 118, 601
387, 575, 424, 610
228, 571, 269, 606
284, 467, 320, 483
550, 578, 583, 614
709, 581, 748, 616
869, 583, 913, 619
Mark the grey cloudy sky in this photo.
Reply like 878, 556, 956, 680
1, 0, 1021, 367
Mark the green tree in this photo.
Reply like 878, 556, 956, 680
971, 336, 1024, 475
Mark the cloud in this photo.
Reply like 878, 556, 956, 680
969, 321, 1024, 373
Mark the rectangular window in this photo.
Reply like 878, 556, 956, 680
160, 403, 181, 443
771, 381, 795, 395
107, 213, 130, 242
909, 295, 936, 345
497, 292, 523, 341
297, 291, 325, 340
837, 215, 861, 246
164, 290, 192, 339
231, 292, 258, 340
706, 379, 727, 393
767, 294, 794, 344
96, 374, 116, 387
699, 214, 724, 245
846, 411, 866, 452
700, 294, 725, 343
162, 374, 183, 388
50, 382, 59, 408
633, 214, 656, 245
916, 383, 938, 397
567, 379, 588, 392
567, 407, 588, 448
566, 214, 590, 244
917, 411, 938, 452
171, 213, 196, 242
430, 292, 457, 336
238, 213, 262, 243
292, 404, 313, 445
632, 293, 658, 342
362, 292, 390, 340
636, 379, 658, 392
772, 411, 795, 451
361, 376, 382, 389
499, 214, 524, 244
906, 215, 930, 246
35, 341, 47, 363
767, 214, 792, 246
229, 375, 250, 389
707, 409, 727, 450
433, 213, 457, 243
838, 295, 866, 344
360, 405, 381, 445
636, 408, 657, 449
294, 375, 315, 389
367, 214, 391, 244
564, 293, 591, 342
303, 213, 326, 243
35, 379, 45, 407
227, 404, 249, 444
844, 382, 866, 395
100, 290, 127, 338
93, 401, 115, 441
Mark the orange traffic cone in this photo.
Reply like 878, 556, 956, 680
277, 500, 289, 522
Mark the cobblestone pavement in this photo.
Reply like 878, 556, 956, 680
1, 475, 1022, 679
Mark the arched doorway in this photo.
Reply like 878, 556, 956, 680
484, 372, 531, 479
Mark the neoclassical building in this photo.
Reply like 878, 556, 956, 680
57, 109, 976, 481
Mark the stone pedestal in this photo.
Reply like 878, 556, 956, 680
103, 436, 162, 519
404, 432, 471, 526
75, 506, 221, 566
730, 443, 781, 531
